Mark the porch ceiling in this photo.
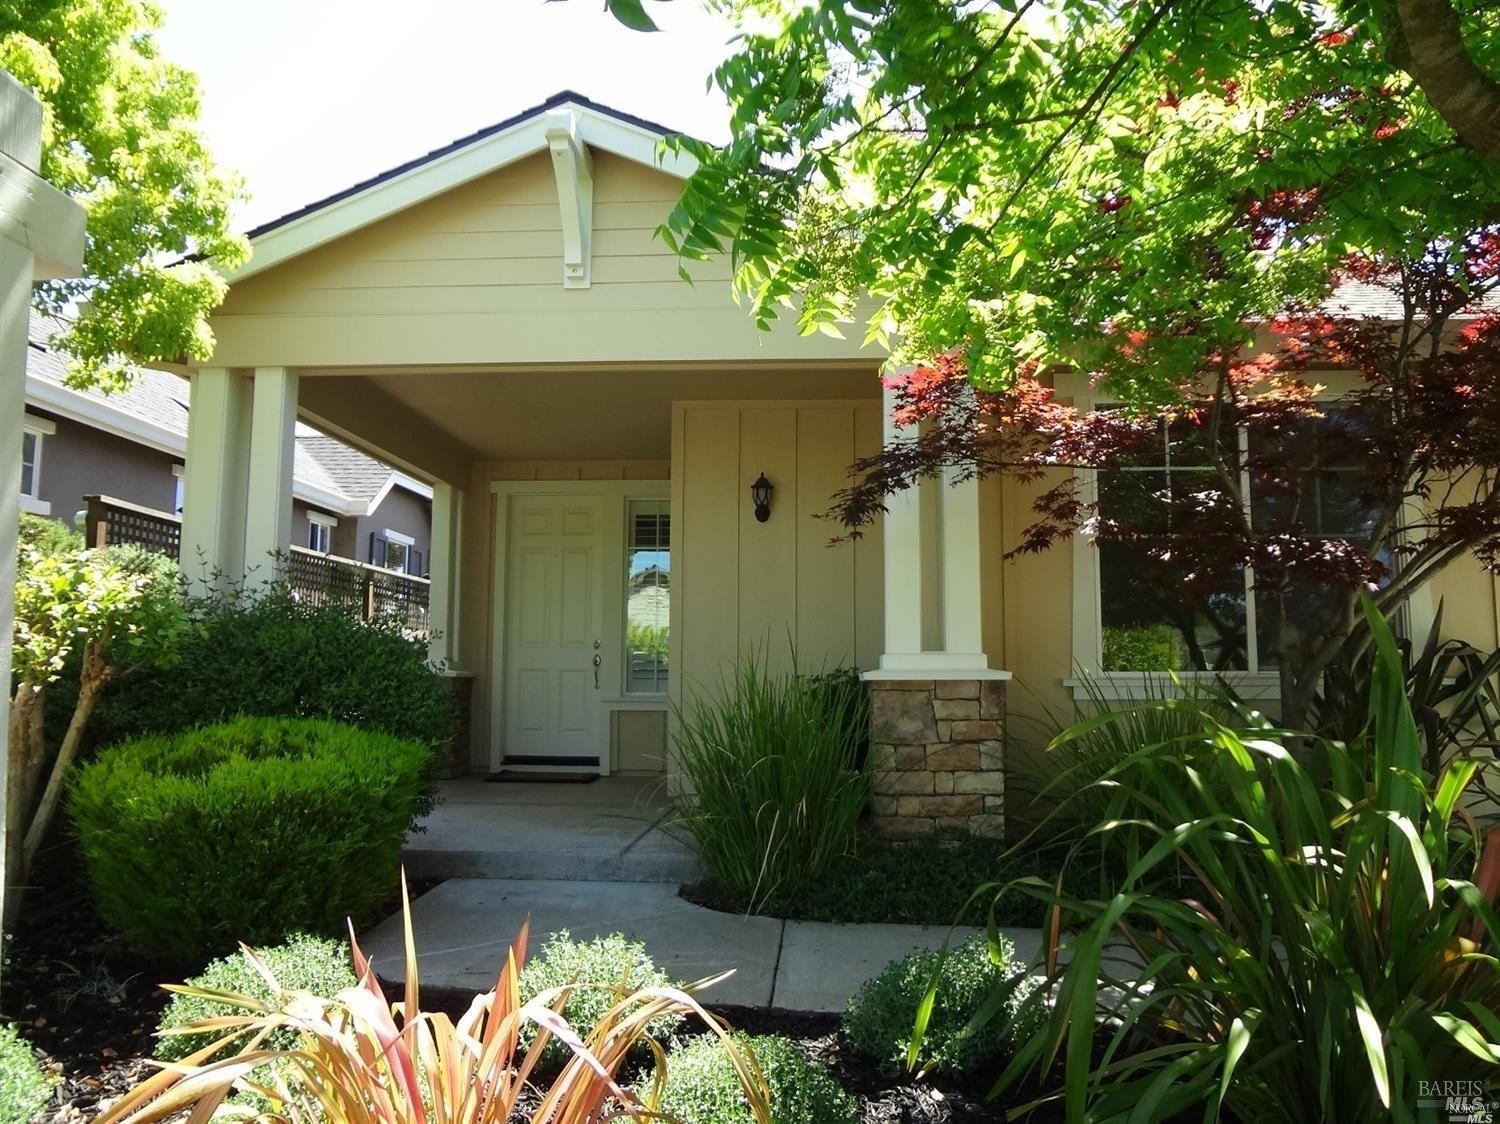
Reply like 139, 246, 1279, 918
299, 363, 881, 463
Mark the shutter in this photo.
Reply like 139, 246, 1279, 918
410, 549, 424, 577
370, 531, 387, 566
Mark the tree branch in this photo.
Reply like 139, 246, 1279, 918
1378, 0, 1500, 163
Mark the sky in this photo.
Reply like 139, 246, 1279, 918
155, 0, 738, 232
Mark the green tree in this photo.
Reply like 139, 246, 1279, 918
0, 0, 246, 388
6, 544, 184, 927
638, 1, 1500, 402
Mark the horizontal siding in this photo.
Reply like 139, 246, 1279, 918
223, 151, 708, 320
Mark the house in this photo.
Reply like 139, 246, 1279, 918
171, 91, 1499, 836
22, 320, 433, 574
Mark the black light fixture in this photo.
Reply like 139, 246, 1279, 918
750, 473, 774, 523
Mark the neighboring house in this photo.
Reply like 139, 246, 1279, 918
22, 320, 432, 573
166, 91, 1498, 835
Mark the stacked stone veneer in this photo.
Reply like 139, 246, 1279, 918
868, 678, 1006, 839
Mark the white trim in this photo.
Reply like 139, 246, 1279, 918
18, 494, 49, 516
488, 478, 671, 773
382, 527, 415, 547
1063, 672, 1281, 702
226, 100, 695, 283
21, 413, 54, 436
18, 424, 43, 505
545, 108, 594, 288
863, 667, 1011, 682
362, 470, 435, 517
307, 509, 338, 528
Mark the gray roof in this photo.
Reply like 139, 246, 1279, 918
25, 317, 417, 514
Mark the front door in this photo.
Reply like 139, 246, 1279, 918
502, 493, 606, 767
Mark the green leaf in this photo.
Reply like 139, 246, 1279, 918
602, 0, 660, 33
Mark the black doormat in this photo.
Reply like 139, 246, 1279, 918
484, 770, 600, 784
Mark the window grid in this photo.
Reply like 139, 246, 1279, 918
624, 499, 670, 695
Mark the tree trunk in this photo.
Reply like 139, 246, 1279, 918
19, 646, 107, 882
1378, 0, 1500, 163
3, 683, 44, 933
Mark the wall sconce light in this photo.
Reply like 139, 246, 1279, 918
750, 473, 774, 523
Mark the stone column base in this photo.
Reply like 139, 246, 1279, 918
867, 678, 1006, 839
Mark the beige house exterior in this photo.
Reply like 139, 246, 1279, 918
176, 92, 1500, 834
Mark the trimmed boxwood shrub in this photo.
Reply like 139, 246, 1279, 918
156, 933, 355, 1061
650, 1034, 857, 1124
842, 936, 1040, 1076
518, 931, 682, 1067
69, 716, 434, 963
0, 1022, 52, 1124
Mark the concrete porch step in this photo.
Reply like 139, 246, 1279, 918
404, 775, 700, 885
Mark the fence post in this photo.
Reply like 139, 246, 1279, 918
363, 568, 376, 623
83, 494, 107, 548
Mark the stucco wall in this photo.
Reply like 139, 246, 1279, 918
345, 486, 432, 570
27, 408, 179, 524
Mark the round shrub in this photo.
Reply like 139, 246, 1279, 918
69, 716, 435, 962
156, 933, 356, 1061
518, 931, 681, 1066
842, 936, 1040, 1076
650, 1034, 857, 1124
0, 1022, 52, 1124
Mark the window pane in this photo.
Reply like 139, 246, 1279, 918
19, 432, 36, 496
626, 500, 669, 693
1100, 543, 1249, 671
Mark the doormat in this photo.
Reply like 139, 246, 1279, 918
484, 770, 600, 784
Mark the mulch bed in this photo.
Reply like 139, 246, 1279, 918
7, 871, 1062, 1123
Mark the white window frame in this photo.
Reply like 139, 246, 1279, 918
382, 527, 415, 573
623, 497, 671, 698
171, 463, 185, 516
308, 510, 338, 554
19, 414, 55, 516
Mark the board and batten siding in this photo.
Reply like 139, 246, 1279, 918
671, 402, 885, 707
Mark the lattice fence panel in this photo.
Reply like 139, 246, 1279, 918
84, 495, 181, 559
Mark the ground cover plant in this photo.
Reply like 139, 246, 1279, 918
155, 933, 355, 1061
68, 716, 434, 962
672, 652, 870, 914
993, 602, 1500, 1121
686, 836, 1089, 929
651, 1033, 857, 1124
518, 931, 682, 1068
845, 936, 1039, 1079
98, 891, 770, 1124
0, 1020, 53, 1123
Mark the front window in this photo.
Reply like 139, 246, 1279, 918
1097, 405, 1378, 674
625, 499, 670, 694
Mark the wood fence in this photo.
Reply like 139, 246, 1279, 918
81, 494, 429, 636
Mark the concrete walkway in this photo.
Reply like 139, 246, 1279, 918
364, 878, 1043, 1013
404, 777, 699, 884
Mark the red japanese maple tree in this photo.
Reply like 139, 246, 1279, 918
833, 245, 1500, 728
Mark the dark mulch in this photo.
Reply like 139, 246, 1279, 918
1, 858, 445, 1122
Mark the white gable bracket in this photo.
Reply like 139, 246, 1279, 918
545, 108, 594, 289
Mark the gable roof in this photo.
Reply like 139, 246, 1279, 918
24, 317, 431, 518
229, 90, 697, 283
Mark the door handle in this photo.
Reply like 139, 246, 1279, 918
592, 653, 602, 689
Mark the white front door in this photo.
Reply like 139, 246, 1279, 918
502, 493, 606, 767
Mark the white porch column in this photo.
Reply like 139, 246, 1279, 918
868, 378, 1006, 678
0, 71, 85, 967
241, 366, 298, 579
182, 368, 250, 586
879, 379, 927, 667
426, 482, 464, 667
